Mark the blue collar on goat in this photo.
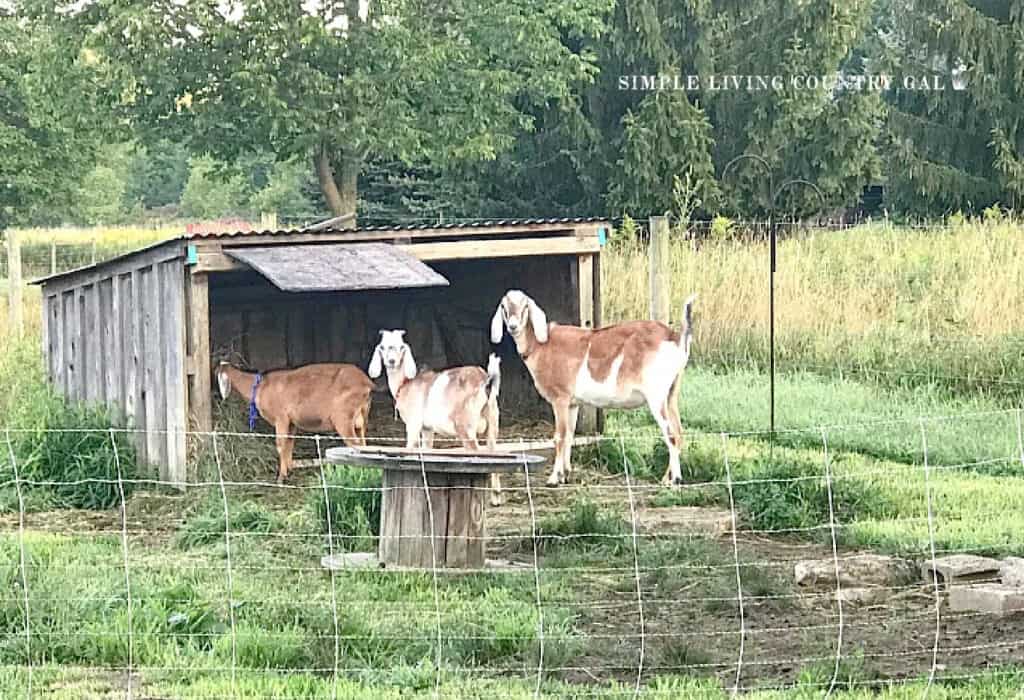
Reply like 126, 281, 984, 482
248, 373, 263, 431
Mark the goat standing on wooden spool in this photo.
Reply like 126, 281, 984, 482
491, 289, 697, 487
368, 330, 504, 505
215, 361, 373, 483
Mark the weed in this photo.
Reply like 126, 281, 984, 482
312, 465, 382, 552
532, 496, 629, 555
176, 495, 284, 549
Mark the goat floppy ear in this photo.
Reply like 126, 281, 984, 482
401, 348, 417, 380
368, 346, 383, 379
490, 305, 504, 344
216, 367, 231, 400
529, 299, 549, 343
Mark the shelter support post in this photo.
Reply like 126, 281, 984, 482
187, 272, 213, 436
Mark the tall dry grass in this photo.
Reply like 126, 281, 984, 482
601, 221, 1024, 400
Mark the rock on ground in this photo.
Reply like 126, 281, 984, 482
1000, 557, 1024, 588
920, 554, 1001, 587
795, 554, 916, 588
949, 584, 1024, 616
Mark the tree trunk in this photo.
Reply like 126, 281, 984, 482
315, 145, 360, 229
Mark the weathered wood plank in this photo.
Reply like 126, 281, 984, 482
62, 291, 78, 401
225, 244, 449, 293
196, 236, 601, 273
83, 283, 103, 405
100, 277, 121, 419
464, 475, 487, 568
162, 261, 188, 487
577, 254, 598, 434
397, 469, 430, 568
379, 469, 405, 565
141, 265, 166, 472
187, 273, 213, 433
45, 295, 61, 392
245, 310, 288, 369
124, 270, 143, 454
445, 474, 470, 568
426, 471, 450, 568
286, 306, 314, 366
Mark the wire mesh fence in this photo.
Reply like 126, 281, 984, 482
1, 412, 1023, 698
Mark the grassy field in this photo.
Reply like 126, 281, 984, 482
2, 219, 1024, 697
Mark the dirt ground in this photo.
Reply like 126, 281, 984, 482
5, 463, 1024, 692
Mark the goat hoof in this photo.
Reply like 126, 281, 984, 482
490, 495, 503, 507
545, 477, 561, 488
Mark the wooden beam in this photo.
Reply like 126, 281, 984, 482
576, 253, 598, 434
187, 272, 213, 434
195, 236, 602, 274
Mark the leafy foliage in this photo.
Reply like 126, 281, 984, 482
0, 10, 107, 228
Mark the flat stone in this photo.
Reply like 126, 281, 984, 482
837, 587, 887, 606
921, 554, 1001, 587
948, 584, 1024, 616
1000, 557, 1024, 588
795, 554, 915, 588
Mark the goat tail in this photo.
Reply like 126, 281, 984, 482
680, 293, 697, 355
484, 353, 502, 402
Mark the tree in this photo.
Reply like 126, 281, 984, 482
0, 9, 106, 229
875, 0, 1024, 214
123, 139, 191, 211
76, 0, 611, 226
179, 156, 250, 221
591, 0, 883, 218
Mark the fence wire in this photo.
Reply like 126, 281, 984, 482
0, 414, 1022, 698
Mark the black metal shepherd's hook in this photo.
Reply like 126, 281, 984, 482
721, 154, 826, 442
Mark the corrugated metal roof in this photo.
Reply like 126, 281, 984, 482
186, 216, 608, 239
225, 243, 450, 292
33, 217, 608, 286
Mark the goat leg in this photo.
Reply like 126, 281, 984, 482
547, 400, 571, 486
485, 406, 502, 506
274, 421, 295, 484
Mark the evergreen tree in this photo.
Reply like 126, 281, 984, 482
876, 0, 1024, 214
597, 0, 883, 217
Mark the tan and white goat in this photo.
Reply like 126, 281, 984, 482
368, 330, 504, 504
215, 362, 373, 483
491, 290, 696, 487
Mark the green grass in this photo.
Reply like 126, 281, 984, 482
2, 665, 1021, 698
614, 366, 1022, 470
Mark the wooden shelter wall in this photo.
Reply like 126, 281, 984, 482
42, 257, 188, 484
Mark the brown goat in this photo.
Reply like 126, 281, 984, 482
215, 362, 373, 483
491, 290, 696, 487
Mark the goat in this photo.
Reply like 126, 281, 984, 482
215, 361, 374, 483
368, 330, 504, 505
491, 290, 696, 487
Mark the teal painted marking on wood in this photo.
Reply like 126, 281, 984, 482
597, 227, 607, 246
186, 245, 198, 265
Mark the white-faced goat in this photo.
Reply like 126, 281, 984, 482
491, 290, 697, 487
368, 330, 504, 504
215, 361, 373, 483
